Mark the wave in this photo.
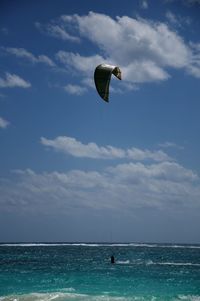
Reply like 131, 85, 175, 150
0, 291, 148, 301
1, 243, 200, 249
1, 292, 200, 301
177, 296, 200, 301
145, 260, 200, 267
0, 243, 119, 247
116, 260, 131, 265
114, 259, 200, 267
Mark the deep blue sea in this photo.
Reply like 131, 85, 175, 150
0, 243, 200, 301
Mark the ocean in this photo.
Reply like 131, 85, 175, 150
0, 243, 200, 301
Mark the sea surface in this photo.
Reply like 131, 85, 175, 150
0, 243, 200, 301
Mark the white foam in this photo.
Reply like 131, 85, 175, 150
0, 292, 141, 301
177, 295, 200, 301
113, 260, 200, 267
0, 243, 200, 249
3, 294, 200, 301
146, 261, 200, 267
116, 260, 130, 265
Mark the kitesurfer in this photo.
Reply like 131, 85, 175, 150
110, 255, 115, 264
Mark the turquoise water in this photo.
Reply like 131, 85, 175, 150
0, 243, 200, 300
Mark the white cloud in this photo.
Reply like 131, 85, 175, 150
56, 51, 104, 75
64, 84, 87, 95
186, 42, 200, 78
0, 117, 9, 129
166, 11, 180, 26
108, 161, 198, 182
123, 60, 169, 83
166, 10, 191, 27
81, 78, 95, 89
159, 141, 184, 150
127, 148, 170, 161
41, 136, 171, 162
187, 64, 200, 77
56, 51, 169, 91
41, 136, 125, 159
54, 12, 200, 87
35, 21, 80, 43
37, 55, 55, 66
140, 0, 149, 9
0, 73, 31, 88
0, 161, 199, 215
55, 12, 200, 87
55, 52, 106, 93
74, 13, 189, 68
35, 11, 200, 94
1, 47, 55, 67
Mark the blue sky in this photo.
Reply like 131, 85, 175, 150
0, 0, 200, 243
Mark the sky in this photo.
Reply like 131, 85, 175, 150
0, 0, 200, 243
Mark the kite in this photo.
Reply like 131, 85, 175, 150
94, 64, 121, 102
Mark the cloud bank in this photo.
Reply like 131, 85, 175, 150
1, 135, 199, 222
0, 160, 199, 215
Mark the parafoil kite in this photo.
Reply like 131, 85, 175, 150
94, 64, 122, 102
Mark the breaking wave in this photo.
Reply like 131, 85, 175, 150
1, 292, 200, 301
145, 260, 200, 267
0, 243, 200, 249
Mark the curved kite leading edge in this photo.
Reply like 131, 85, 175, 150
94, 64, 122, 102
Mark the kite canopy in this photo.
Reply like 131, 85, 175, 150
94, 64, 122, 102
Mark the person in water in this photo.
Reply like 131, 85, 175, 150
110, 255, 115, 264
